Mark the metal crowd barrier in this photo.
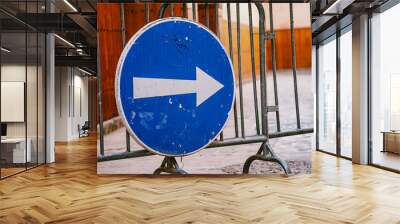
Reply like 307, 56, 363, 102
97, 2, 313, 175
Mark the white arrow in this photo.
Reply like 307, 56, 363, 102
133, 67, 224, 107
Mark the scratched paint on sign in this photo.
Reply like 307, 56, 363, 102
115, 18, 235, 156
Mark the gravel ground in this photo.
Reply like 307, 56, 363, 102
98, 69, 314, 174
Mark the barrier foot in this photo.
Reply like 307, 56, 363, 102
153, 156, 187, 175
242, 141, 291, 175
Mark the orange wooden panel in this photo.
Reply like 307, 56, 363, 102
124, 3, 185, 40
293, 28, 312, 69
124, 4, 147, 40
98, 3, 123, 120
267, 28, 311, 70
99, 3, 187, 121
198, 4, 217, 34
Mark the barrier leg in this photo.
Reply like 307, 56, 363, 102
153, 157, 187, 175
243, 142, 291, 175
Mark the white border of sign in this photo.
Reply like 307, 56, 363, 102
115, 17, 236, 157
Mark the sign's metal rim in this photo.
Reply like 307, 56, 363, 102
115, 17, 236, 157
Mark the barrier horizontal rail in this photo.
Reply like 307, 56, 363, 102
97, 128, 313, 162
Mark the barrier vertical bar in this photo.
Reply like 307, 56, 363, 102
120, 3, 131, 152
145, 2, 150, 23
98, 28, 104, 157
248, 3, 260, 135
215, 3, 219, 37
257, 4, 267, 136
227, 3, 239, 138
192, 3, 196, 21
215, 3, 223, 141
236, 3, 245, 138
183, 3, 187, 18
289, 3, 301, 129
205, 3, 209, 28
158, 3, 169, 18
269, 2, 281, 132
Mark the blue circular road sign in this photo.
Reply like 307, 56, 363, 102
115, 18, 235, 156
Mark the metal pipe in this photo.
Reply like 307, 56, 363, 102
192, 3, 196, 21
236, 3, 245, 138
183, 3, 187, 18
145, 2, 150, 23
120, 4, 126, 45
289, 3, 301, 129
126, 131, 131, 152
158, 3, 169, 18
269, 2, 281, 132
205, 3, 209, 28
215, 3, 219, 36
255, 3, 268, 137
227, 3, 239, 138
120, 3, 130, 153
248, 3, 260, 135
98, 33, 105, 156
218, 0, 223, 146
97, 128, 314, 162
